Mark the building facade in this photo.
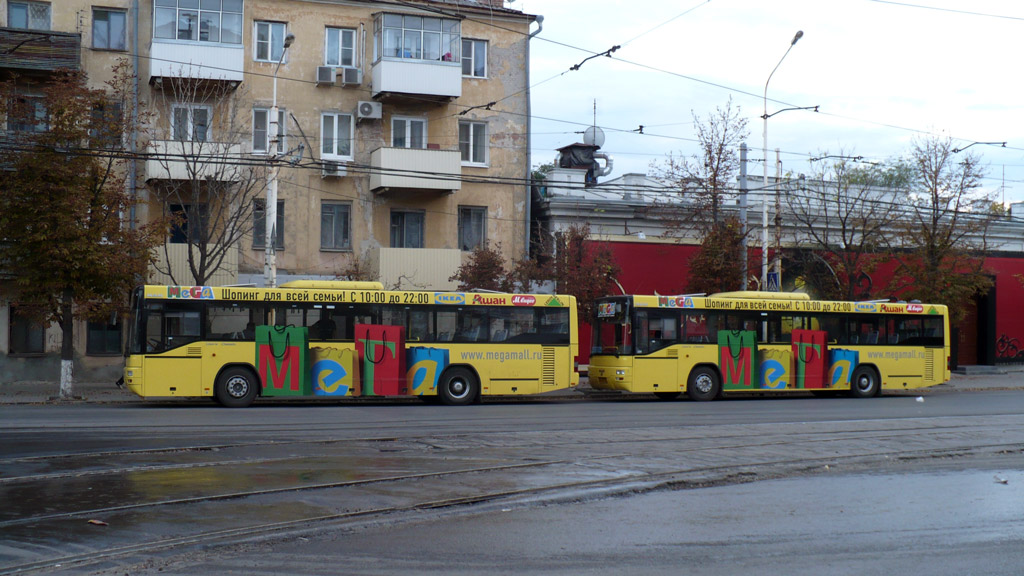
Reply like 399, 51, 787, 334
1, 0, 538, 382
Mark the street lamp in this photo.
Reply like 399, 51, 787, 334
762, 30, 803, 291
265, 33, 295, 288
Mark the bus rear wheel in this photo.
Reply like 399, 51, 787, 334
215, 367, 259, 408
687, 367, 720, 402
438, 367, 478, 406
849, 366, 880, 398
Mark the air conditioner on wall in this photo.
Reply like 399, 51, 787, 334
356, 100, 382, 120
339, 67, 362, 86
321, 160, 346, 178
316, 66, 336, 86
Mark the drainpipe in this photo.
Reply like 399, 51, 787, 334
524, 14, 543, 259
130, 0, 139, 228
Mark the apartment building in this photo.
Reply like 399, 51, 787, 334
0, 0, 538, 381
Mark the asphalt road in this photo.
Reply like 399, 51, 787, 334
3, 390, 1024, 574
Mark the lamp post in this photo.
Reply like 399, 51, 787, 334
265, 33, 294, 288
762, 30, 803, 291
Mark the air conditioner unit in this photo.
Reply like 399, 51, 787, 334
321, 160, 346, 178
338, 67, 363, 86
356, 100, 382, 120
316, 66, 336, 86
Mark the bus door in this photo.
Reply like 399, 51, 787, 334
632, 309, 680, 393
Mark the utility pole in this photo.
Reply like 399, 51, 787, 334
774, 148, 782, 287
739, 143, 748, 290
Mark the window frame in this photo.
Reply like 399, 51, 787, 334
86, 320, 123, 356
320, 112, 354, 160
254, 20, 288, 62
325, 27, 357, 67
376, 13, 460, 63
458, 120, 488, 166
8, 305, 45, 355
391, 116, 427, 149
458, 205, 487, 252
253, 199, 285, 250
171, 103, 212, 142
252, 107, 286, 155
390, 210, 425, 248
461, 38, 487, 78
8, 1, 50, 31
153, 0, 243, 45
320, 202, 352, 251
92, 8, 127, 50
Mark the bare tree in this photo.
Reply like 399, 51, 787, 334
148, 74, 272, 285
889, 136, 996, 324
787, 154, 905, 300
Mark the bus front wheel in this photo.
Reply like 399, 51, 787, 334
687, 367, 720, 402
849, 366, 880, 398
215, 367, 259, 408
438, 367, 478, 406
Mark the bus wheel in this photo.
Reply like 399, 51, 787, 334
215, 367, 259, 408
654, 392, 681, 401
438, 367, 478, 406
849, 366, 880, 398
687, 367, 720, 402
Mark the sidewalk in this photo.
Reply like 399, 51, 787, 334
2, 367, 1024, 405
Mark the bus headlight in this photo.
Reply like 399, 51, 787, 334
616, 370, 625, 376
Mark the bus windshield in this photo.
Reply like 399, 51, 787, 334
592, 298, 631, 355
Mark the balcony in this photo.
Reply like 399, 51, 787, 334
368, 247, 460, 291
150, 242, 238, 286
150, 41, 244, 86
369, 147, 461, 194
145, 140, 243, 182
371, 59, 461, 102
0, 28, 80, 73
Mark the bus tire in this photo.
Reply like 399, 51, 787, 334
215, 366, 259, 408
654, 392, 681, 401
687, 366, 720, 402
438, 367, 478, 406
849, 366, 880, 398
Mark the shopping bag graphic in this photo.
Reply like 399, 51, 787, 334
255, 325, 311, 396
828, 348, 859, 389
407, 347, 450, 396
310, 347, 354, 396
718, 330, 758, 390
792, 329, 827, 389
759, 348, 792, 390
355, 324, 406, 396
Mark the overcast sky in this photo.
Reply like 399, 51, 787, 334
521, 0, 1024, 204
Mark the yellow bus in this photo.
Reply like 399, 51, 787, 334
588, 291, 950, 400
122, 281, 578, 407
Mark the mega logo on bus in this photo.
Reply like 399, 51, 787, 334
435, 293, 465, 305
167, 286, 215, 300
512, 295, 536, 306
658, 295, 694, 308
907, 304, 924, 313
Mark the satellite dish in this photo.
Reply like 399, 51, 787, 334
583, 126, 605, 148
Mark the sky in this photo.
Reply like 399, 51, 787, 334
519, 0, 1024, 204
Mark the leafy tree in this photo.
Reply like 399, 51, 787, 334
449, 243, 514, 292
0, 64, 162, 397
889, 136, 995, 324
551, 224, 620, 320
787, 154, 903, 300
651, 98, 749, 292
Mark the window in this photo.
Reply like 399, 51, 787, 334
8, 96, 46, 133
252, 108, 286, 154
321, 112, 353, 159
93, 9, 126, 50
254, 21, 287, 62
171, 104, 210, 142
168, 203, 209, 244
325, 27, 356, 67
462, 39, 487, 77
459, 121, 487, 165
154, 0, 243, 44
377, 13, 459, 62
90, 101, 123, 149
8, 306, 44, 354
458, 206, 486, 251
390, 210, 424, 248
87, 320, 122, 355
8, 1, 49, 30
253, 199, 285, 249
392, 117, 426, 149
321, 202, 351, 250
